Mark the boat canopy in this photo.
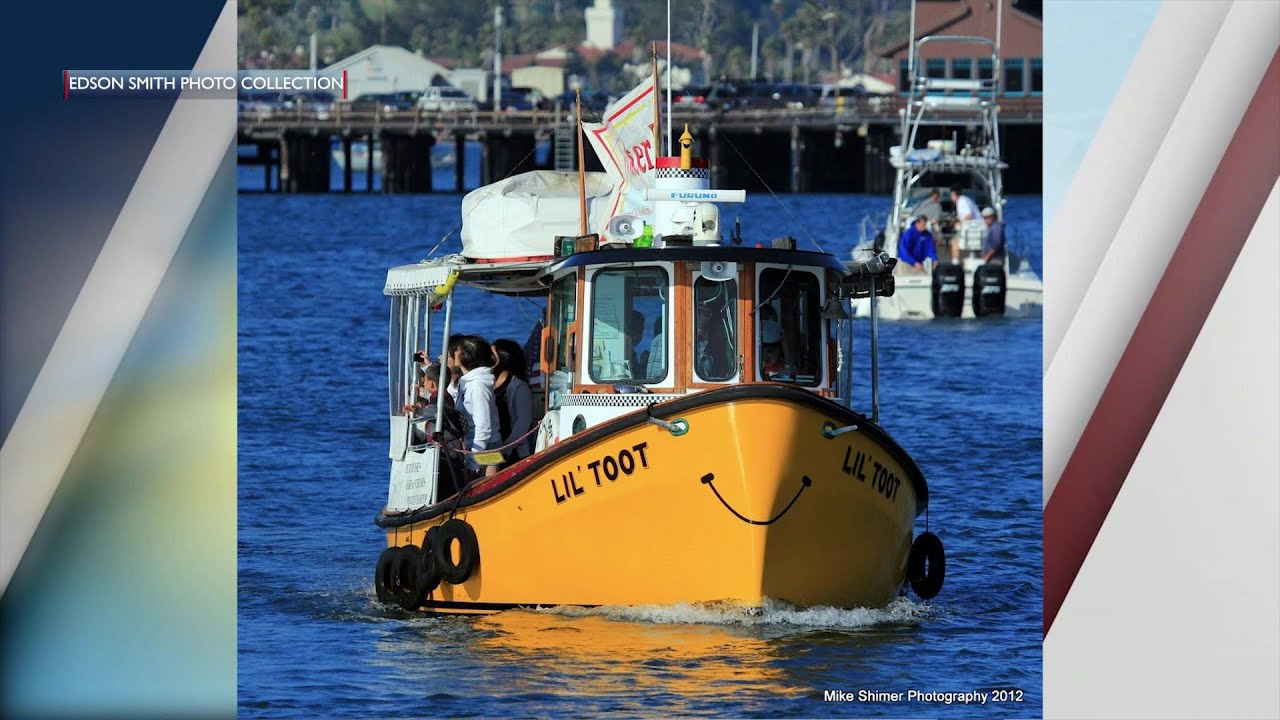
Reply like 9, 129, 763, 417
459, 170, 617, 261
383, 256, 552, 298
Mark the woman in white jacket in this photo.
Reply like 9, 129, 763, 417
447, 335, 503, 477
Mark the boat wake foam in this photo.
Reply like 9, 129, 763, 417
533, 597, 931, 629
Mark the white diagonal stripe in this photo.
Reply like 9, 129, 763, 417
1043, 0, 1280, 507
1044, 0, 1229, 366
0, 2, 235, 593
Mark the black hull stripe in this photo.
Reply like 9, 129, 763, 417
377, 383, 928, 528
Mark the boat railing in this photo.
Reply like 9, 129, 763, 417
920, 78, 989, 93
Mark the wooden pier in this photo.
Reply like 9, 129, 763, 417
237, 96, 1042, 194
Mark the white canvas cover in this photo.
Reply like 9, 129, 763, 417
460, 170, 616, 260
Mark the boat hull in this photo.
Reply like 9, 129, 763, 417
378, 384, 926, 613
853, 266, 1042, 320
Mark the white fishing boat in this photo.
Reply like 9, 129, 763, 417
854, 0, 1042, 320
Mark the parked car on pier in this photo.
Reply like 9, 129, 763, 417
238, 89, 282, 117
704, 81, 822, 111
674, 85, 711, 110
346, 92, 417, 114
281, 90, 336, 119
417, 86, 477, 112
483, 87, 549, 111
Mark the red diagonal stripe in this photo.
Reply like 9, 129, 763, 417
1044, 49, 1280, 636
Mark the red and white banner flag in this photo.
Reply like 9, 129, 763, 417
582, 76, 659, 232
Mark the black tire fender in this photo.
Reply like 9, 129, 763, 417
907, 532, 946, 600
431, 519, 479, 585
417, 528, 442, 595
392, 545, 429, 610
374, 546, 398, 604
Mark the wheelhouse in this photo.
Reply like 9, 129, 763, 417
381, 244, 877, 510
542, 246, 847, 406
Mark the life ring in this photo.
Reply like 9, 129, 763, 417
374, 546, 398, 604
431, 519, 480, 585
907, 532, 946, 599
392, 545, 430, 610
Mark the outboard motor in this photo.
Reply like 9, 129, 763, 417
972, 263, 1007, 317
931, 263, 965, 318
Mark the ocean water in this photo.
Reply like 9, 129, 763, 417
237, 163, 1043, 718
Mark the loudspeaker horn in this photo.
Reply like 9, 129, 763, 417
700, 260, 737, 282
607, 214, 643, 243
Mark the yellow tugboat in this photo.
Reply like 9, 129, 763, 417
373, 89, 945, 615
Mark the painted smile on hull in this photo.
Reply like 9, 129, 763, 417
700, 472, 813, 526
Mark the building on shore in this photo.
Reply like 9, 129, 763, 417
321, 45, 452, 98
874, 0, 1042, 98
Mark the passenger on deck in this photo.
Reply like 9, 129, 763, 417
403, 364, 455, 444
980, 207, 1007, 265
897, 216, 937, 272
645, 316, 665, 382
949, 186, 981, 263
758, 307, 794, 379
403, 363, 451, 414
447, 334, 503, 478
911, 188, 943, 224
492, 338, 534, 464
627, 310, 647, 375
950, 185, 980, 223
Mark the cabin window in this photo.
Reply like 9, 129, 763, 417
951, 58, 973, 81
388, 294, 426, 415
1030, 58, 1043, 96
899, 59, 910, 93
388, 297, 409, 415
589, 267, 668, 384
547, 273, 576, 409
757, 268, 822, 386
693, 276, 738, 382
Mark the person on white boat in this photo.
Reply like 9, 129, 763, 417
950, 186, 980, 222
950, 186, 981, 263
491, 338, 534, 464
447, 334, 503, 478
897, 216, 938, 272
980, 207, 1007, 265
912, 188, 943, 224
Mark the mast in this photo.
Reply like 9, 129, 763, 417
493, 6, 503, 113
652, 42, 660, 154
576, 89, 588, 236
665, 0, 672, 155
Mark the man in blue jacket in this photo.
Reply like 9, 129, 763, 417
897, 215, 938, 271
